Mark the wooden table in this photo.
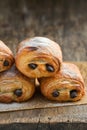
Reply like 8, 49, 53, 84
0, 0, 87, 129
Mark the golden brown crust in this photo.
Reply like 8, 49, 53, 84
39, 63, 85, 102
0, 65, 35, 103
15, 37, 62, 78
0, 41, 14, 72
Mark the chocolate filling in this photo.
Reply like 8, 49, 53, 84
52, 90, 59, 97
3, 60, 9, 66
70, 90, 77, 98
46, 64, 54, 72
14, 89, 22, 97
28, 63, 37, 69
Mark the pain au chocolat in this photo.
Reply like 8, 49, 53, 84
0, 40, 14, 72
0, 65, 35, 103
39, 63, 85, 102
15, 37, 62, 78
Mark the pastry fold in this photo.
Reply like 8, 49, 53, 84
0, 65, 35, 103
39, 63, 85, 102
0, 40, 14, 72
15, 37, 62, 78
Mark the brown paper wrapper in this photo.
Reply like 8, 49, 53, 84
0, 62, 86, 112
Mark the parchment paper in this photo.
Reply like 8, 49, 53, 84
0, 62, 86, 112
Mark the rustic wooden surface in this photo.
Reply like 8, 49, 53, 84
0, 0, 87, 129
0, 0, 87, 61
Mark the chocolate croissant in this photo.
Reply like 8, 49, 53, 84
15, 37, 62, 78
0, 65, 35, 103
0, 40, 14, 72
39, 63, 85, 102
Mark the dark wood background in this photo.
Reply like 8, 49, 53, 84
0, 0, 87, 61
0, 0, 87, 129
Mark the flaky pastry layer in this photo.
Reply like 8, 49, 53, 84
15, 37, 62, 78
0, 41, 14, 72
39, 63, 85, 102
0, 65, 35, 103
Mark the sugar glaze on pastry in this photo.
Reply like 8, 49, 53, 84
39, 63, 85, 102
15, 37, 62, 78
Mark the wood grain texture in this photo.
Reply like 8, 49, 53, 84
0, 123, 87, 130
0, 0, 87, 61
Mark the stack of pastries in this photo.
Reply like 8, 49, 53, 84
15, 37, 85, 102
0, 37, 85, 103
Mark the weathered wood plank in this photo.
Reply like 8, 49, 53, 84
0, 104, 87, 124
0, 123, 87, 130
0, 0, 86, 60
